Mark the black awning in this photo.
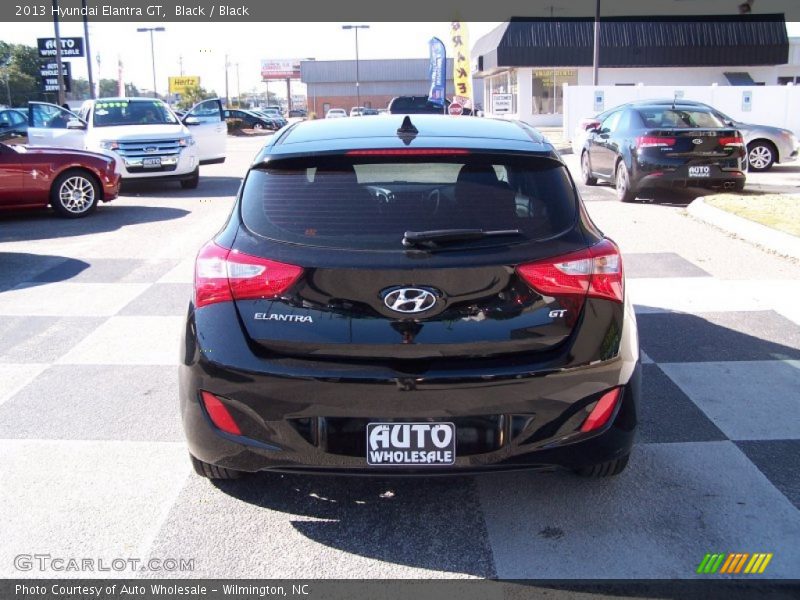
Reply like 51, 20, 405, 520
724, 72, 756, 85
474, 14, 788, 71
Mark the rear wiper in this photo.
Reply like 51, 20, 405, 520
402, 228, 522, 248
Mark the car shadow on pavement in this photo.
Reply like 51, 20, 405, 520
0, 252, 90, 292
213, 473, 496, 577
121, 176, 242, 199
0, 205, 190, 243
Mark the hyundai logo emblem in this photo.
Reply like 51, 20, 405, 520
692, 138, 703, 145
383, 287, 438, 314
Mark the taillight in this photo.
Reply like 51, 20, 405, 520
194, 241, 303, 309
636, 136, 676, 148
580, 388, 622, 432
200, 391, 241, 435
719, 136, 744, 147
516, 239, 624, 303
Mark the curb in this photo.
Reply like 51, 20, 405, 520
687, 197, 800, 260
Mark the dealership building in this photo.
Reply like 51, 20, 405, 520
472, 15, 798, 126
301, 58, 468, 116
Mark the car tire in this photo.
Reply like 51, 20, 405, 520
190, 455, 245, 480
574, 453, 630, 478
253, 122, 264, 130
746, 141, 776, 171
50, 169, 100, 218
615, 162, 636, 203
180, 168, 200, 190
733, 180, 746, 193
581, 152, 598, 186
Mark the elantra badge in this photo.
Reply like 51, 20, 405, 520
254, 313, 313, 323
383, 287, 438, 314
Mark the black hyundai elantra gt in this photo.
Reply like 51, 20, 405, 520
180, 115, 640, 479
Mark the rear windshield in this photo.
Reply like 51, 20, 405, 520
634, 108, 724, 129
240, 154, 577, 250
93, 100, 179, 127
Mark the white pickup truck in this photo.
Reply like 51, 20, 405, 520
27, 98, 227, 188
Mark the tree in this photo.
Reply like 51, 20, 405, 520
177, 85, 212, 109
98, 78, 119, 97
0, 41, 41, 106
67, 77, 91, 101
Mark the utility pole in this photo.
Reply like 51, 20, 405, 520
592, 0, 601, 85
81, 0, 95, 98
224, 53, 230, 107
52, 0, 66, 105
136, 27, 165, 98
342, 25, 369, 112
179, 54, 184, 76
236, 63, 241, 107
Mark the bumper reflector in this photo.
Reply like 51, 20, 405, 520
580, 388, 622, 433
200, 391, 242, 436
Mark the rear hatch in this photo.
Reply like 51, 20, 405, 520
227, 150, 599, 361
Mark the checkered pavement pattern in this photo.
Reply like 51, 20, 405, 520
1, 245, 799, 579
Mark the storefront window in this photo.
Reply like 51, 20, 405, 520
508, 70, 518, 113
532, 69, 577, 114
488, 72, 517, 114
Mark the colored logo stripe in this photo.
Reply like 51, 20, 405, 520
698, 553, 773, 574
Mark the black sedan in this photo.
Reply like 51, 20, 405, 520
181, 115, 639, 479
580, 103, 746, 202
223, 109, 280, 131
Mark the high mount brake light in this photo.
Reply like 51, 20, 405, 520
636, 136, 676, 148
194, 241, 303, 309
516, 239, 624, 304
345, 148, 471, 156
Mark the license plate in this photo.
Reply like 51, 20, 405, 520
142, 157, 161, 168
688, 165, 711, 178
367, 422, 456, 466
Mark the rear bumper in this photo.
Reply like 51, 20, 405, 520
179, 298, 640, 475
636, 168, 745, 191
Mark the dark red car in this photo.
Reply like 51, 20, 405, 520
0, 137, 120, 218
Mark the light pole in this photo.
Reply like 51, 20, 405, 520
342, 25, 369, 113
136, 27, 165, 98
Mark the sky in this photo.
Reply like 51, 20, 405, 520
1, 22, 502, 98
3, 19, 799, 100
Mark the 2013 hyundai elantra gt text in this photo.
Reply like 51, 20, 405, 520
180, 115, 640, 479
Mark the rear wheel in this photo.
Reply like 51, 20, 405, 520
746, 141, 775, 171
50, 170, 100, 218
615, 162, 636, 203
190, 455, 245, 480
581, 152, 597, 186
253, 122, 264, 130
574, 453, 630, 478
180, 168, 200, 189
733, 180, 746, 193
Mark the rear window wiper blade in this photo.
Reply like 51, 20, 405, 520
402, 228, 522, 248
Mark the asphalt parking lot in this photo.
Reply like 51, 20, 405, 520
0, 134, 798, 580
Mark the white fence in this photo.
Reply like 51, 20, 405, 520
562, 84, 800, 142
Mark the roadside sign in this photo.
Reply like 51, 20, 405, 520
37, 37, 84, 58
260, 59, 301, 80
448, 102, 463, 116
169, 76, 201, 94
41, 74, 71, 93
593, 90, 604, 111
492, 93, 513, 114
39, 61, 71, 79
742, 90, 752, 112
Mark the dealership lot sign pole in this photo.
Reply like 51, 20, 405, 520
51, 0, 66, 105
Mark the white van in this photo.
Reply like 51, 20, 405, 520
26, 98, 227, 189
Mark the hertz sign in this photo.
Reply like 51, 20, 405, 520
168, 76, 200, 95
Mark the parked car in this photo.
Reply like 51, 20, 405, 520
0, 108, 28, 141
388, 96, 450, 115
325, 108, 347, 119
224, 108, 280, 131
573, 99, 799, 171
580, 102, 746, 202
0, 132, 120, 217
288, 109, 307, 118
181, 114, 639, 479
350, 106, 366, 117
362, 108, 380, 116
27, 98, 226, 189
252, 110, 287, 128
259, 105, 284, 116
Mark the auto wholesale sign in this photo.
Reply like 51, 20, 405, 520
37, 37, 84, 58
261, 59, 300, 81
